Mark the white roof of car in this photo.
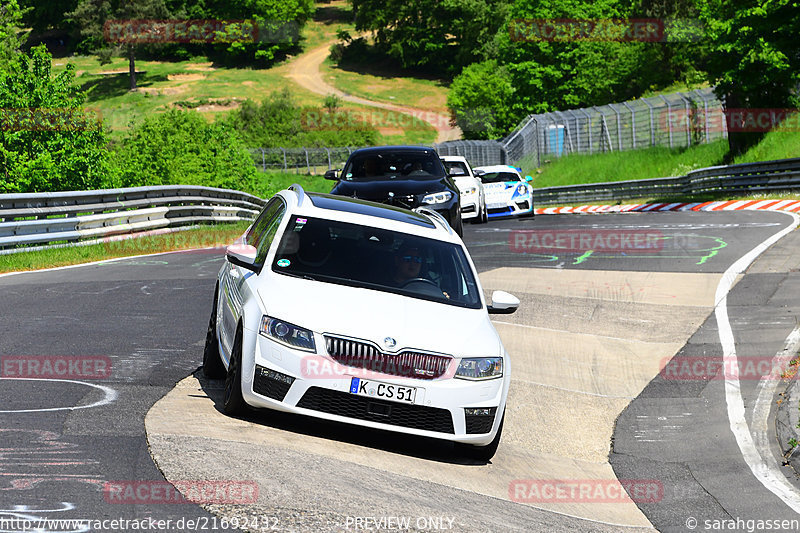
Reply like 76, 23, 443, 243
440, 155, 470, 163
275, 186, 461, 244
474, 164, 521, 174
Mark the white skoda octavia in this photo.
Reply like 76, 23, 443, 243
203, 185, 519, 460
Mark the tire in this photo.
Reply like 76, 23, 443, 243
479, 201, 488, 224
223, 328, 247, 416
457, 413, 504, 462
202, 288, 226, 379
453, 215, 464, 237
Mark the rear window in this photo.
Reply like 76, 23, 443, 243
342, 150, 446, 181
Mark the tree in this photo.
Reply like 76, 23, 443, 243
0, 0, 26, 69
0, 46, 112, 193
19, 0, 79, 35
68, 0, 170, 91
351, 0, 513, 74
447, 60, 516, 139
698, 0, 800, 155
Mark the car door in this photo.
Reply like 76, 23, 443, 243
219, 197, 286, 358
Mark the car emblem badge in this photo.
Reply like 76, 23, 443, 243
383, 337, 396, 349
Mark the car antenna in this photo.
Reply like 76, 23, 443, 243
289, 184, 305, 205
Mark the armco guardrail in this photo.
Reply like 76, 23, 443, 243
533, 157, 800, 206
0, 185, 265, 254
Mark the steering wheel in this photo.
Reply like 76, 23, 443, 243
400, 277, 444, 297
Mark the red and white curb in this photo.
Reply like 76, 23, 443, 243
534, 199, 800, 215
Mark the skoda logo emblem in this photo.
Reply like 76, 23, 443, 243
383, 337, 396, 349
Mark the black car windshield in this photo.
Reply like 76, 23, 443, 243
271, 215, 481, 309
481, 171, 522, 184
342, 150, 446, 181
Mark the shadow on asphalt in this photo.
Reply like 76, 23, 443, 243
193, 369, 493, 467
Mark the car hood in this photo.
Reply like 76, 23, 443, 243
331, 178, 449, 201
257, 275, 501, 358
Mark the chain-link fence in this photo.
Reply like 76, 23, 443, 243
250, 88, 726, 172
503, 87, 725, 165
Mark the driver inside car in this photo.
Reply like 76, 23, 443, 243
391, 246, 424, 285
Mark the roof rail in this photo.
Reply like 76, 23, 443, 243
414, 206, 453, 235
288, 183, 305, 206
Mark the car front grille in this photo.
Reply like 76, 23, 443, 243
383, 195, 419, 209
296, 387, 455, 434
324, 335, 451, 380
488, 207, 513, 215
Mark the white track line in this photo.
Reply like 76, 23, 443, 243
716, 210, 800, 512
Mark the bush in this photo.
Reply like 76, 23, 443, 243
0, 45, 112, 193
111, 109, 257, 191
447, 60, 516, 139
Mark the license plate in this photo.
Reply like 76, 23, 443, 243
349, 377, 416, 404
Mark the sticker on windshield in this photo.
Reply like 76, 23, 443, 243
294, 217, 307, 231
276, 259, 291, 268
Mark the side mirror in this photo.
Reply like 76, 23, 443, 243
226, 243, 260, 272
487, 290, 519, 314
324, 169, 340, 180
474, 169, 485, 177
525, 175, 533, 182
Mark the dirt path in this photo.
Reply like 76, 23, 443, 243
286, 40, 462, 143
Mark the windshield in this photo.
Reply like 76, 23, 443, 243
443, 160, 469, 177
271, 215, 481, 309
481, 171, 522, 184
341, 150, 446, 181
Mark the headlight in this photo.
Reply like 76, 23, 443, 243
462, 187, 477, 195
259, 316, 316, 352
455, 357, 503, 380
422, 191, 453, 205
515, 184, 528, 195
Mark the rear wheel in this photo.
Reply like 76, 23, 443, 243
223, 328, 247, 416
453, 215, 464, 237
457, 412, 504, 462
202, 288, 225, 379
479, 200, 488, 224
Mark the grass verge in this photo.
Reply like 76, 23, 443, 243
0, 222, 251, 274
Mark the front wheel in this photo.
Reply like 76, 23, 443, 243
202, 289, 225, 379
223, 328, 247, 416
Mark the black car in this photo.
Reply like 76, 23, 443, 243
325, 146, 463, 236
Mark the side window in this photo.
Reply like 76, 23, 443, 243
246, 198, 286, 264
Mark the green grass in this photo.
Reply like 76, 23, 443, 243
523, 140, 730, 188
248, 171, 331, 198
0, 222, 251, 273
734, 119, 800, 164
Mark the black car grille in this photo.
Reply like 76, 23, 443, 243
488, 206, 513, 215
297, 387, 455, 434
252, 365, 294, 401
324, 335, 452, 380
383, 195, 419, 209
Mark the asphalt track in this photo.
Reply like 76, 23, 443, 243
1, 210, 799, 532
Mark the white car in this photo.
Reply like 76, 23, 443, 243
473, 165, 535, 219
441, 155, 487, 224
203, 185, 519, 460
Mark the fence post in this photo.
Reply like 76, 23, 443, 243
325, 147, 332, 170
580, 109, 593, 153
643, 98, 655, 146
659, 95, 673, 148
305, 148, 310, 175
261, 148, 266, 171
678, 93, 692, 147
622, 102, 636, 149
281, 148, 287, 171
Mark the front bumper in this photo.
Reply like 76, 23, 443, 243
487, 196, 533, 218
240, 332, 507, 445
